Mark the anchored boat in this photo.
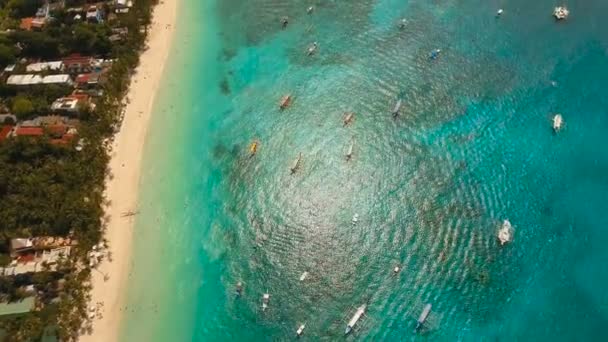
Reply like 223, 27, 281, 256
429, 49, 441, 60
235, 281, 243, 297
345, 305, 366, 335
392, 99, 402, 117
498, 220, 513, 245
249, 141, 259, 156
553, 6, 569, 20
280, 94, 292, 110
281, 16, 289, 29
290, 153, 303, 174
299, 271, 309, 281
346, 140, 354, 161
414, 303, 432, 332
307, 42, 318, 56
262, 292, 270, 311
553, 114, 563, 132
296, 323, 306, 337
343, 112, 355, 126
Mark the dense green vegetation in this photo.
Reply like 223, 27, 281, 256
0, 0, 158, 340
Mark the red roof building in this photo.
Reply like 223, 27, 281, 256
62, 54, 94, 74
0, 125, 13, 141
15, 127, 44, 137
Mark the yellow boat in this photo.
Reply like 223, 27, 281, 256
249, 141, 259, 156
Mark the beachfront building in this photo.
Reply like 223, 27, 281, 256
62, 54, 96, 74
6, 74, 73, 87
86, 6, 104, 23
0, 237, 76, 276
115, 0, 134, 14
0, 297, 35, 320
25, 61, 65, 73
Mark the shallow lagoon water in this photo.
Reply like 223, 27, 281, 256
123, 1, 608, 340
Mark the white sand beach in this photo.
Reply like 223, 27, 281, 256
80, 1, 178, 341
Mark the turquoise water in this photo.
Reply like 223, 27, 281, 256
122, 0, 608, 340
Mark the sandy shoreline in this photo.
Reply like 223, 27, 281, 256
80, 1, 178, 341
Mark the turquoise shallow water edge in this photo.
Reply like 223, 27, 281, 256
122, 0, 608, 341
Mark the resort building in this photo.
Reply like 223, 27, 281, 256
86, 6, 104, 23
6, 74, 73, 86
25, 61, 64, 73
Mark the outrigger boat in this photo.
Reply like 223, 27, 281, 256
307, 42, 318, 56
235, 281, 243, 297
343, 112, 355, 126
429, 49, 441, 60
553, 114, 563, 132
345, 305, 366, 335
296, 323, 306, 337
392, 99, 402, 118
249, 141, 259, 156
553, 6, 569, 20
414, 303, 432, 332
498, 220, 513, 245
262, 292, 270, 311
280, 94, 292, 110
290, 153, 303, 174
346, 140, 354, 161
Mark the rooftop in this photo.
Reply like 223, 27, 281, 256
0, 126, 13, 141
0, 297, 35, 318
26, 61, 64, 73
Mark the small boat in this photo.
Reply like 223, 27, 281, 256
399, 18, 407, 30
249, 141, 259, 156
290, 153, 303, 174
280, 94, 292, 110
498, 220, 513, 245
296, 324, 306, 337
553, 114, 563, 132
414, 303, 432, 332
346, 141, 354, 161
343, 112, 355, 126
392, 99, 402, 117
299, 271, 309, 281
281, 16, 289, 29
393, 266, 400, 274
352, 213, 359, 225
429, 49, 441, 60
307, 6, 314, 14
262, 292, 270, 311
235, 281, 243, 297
345, 305, 366, 335
496, 9, 504, 17
553, 6, 569, 20
307, 42, 318, 56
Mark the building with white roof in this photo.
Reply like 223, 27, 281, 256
7, 74, 72, 86
26, 61, 64, 73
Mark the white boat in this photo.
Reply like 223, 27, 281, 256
346, 141, 354, 161
352, 213, 359, 225
290, 153, 302, 174
399, 18, 407, 29
498, 220, 513, 245
296, 323, 306, 337
392, 99, 402, 117
496, 9, 504, 16
235, 281, 243, 297
553, 114, 563, 132
307, 6, 314, 14
553, 6, 569, 20
345, 305, 366, 335
414, 303, 432, 331
393, 266, 400, 274
262, 293, 270, 311
299, 271, 309, 281
307, 42, 318, 56
343, 112, 354, 126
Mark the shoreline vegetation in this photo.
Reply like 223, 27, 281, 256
0, 0, 166, 340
